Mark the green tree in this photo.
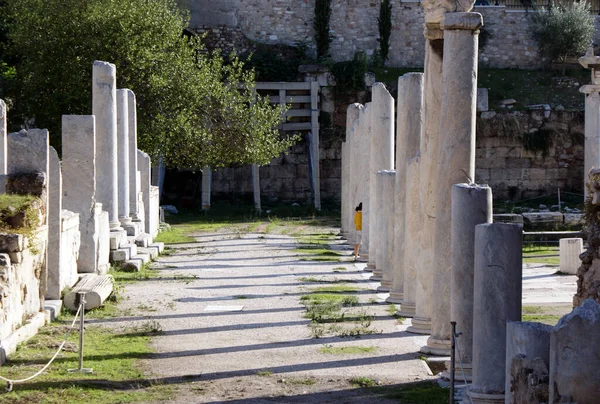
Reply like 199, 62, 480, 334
1, 0, 297, 169
377, 0, 393, 65
529, 2, 595, 75
314, 0, 332, 60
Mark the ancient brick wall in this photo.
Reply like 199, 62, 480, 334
179, 0, 600, 69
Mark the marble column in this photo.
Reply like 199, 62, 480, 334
117, 89, 134, 233
341, 141, 348, 236
352, 103, 372, 260
373, 171, 385, 281
138, 149, 152, 236
396, 155, 420, 317
407, 27, 444, 335
201, 166, 212, 210
388, 72, 424, 304
62, 116, 100, 273
449, 183, 492, 380
367, 84, 394, 271
92, 61, 120, 230
252, 164, 261, 212
346, 103, 362, 247
424, 12, 482, 356
0, 99, 6, 176
379, 170, 396, 291
470, 223, 522, 404
126, 90, 141, 225
579, 48, 600, 197
46, 146, 62, 300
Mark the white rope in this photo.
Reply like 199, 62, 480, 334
454, 333, 474, 404
0, 305, 82, 390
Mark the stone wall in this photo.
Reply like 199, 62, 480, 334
180, 0, 600, 69
209, 110, 584, 203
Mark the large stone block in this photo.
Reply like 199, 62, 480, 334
46, 146, 63, 300
549, 299, 600, 404
559, 238, 583, 275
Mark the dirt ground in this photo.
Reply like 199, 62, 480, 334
107, 224, 437, 403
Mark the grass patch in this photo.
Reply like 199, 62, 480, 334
299, 277, 353, 284
319, 345, 377, 355
285, 377, 317, 386
153, 227, 195, 244
522, 304, 570, 325
349, 376, 377, 388
233, 295, 249, 299
257, 370, 273, 376
0, 193, 42, 234
373, 381, 449, 404
0, 320, 173, 403
522, 244, 559, 265
332, 266, 347, 272
109, 266, 160, 283
310, 285, 360, 294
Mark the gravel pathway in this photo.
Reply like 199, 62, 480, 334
114, 228, 433, 402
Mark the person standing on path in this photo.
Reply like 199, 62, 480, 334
353, 202, 363, 260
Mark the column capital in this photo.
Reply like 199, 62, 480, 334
440, 12, 483, 31
580, 84, 600, 94
424, 23, 443, 40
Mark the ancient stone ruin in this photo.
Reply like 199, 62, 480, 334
0, 60, 164, 360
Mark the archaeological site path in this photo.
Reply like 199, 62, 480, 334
107, 220, 439, 403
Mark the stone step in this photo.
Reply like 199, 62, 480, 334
150, 241, 164, 253
110, 243, 138, 262
138, 246, 159, 260
63, 274, 113, 311
135, 233, 152, 248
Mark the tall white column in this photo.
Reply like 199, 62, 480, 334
202, 166, 212, 210
578, 48, 600, 197
346, 104, 362, 247
449, 183, 492, 381
424, 12, 482, 356
407, 27, 444, 335
252, 164, 261, 212
470, 223, 522, 404
367, 84, 394, 272
0, 99, 6, 176
351, 104, 372, 260
92, 61, 120, 230
117, 89, 131, 226
396, 155, 420, 317
373, 171, 385, 280
341, 141, 348, 236
126, 90, 141, 222
388, 72, 424, 304
379, 170, 396, 291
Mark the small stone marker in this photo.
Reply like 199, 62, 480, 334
559, 238, 583, 275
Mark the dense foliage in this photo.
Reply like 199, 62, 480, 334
529, 2, 594, 74
314, 0, 332, 60
377, 0, 393, 65
0, 0, 297, 169
331, 52, 367, 94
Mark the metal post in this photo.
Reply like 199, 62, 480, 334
450, 321, 456, 404
68, 292, 93, 373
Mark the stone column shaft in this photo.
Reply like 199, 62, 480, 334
471, 223, 522, 403
425, 12, 482, 356
202, 166, 212, 210
0, 99, 6, 176
449, 183, 492, 380
341, 141, 348, 235
346, 104, 361, 246
368, 84, 394, 271
92, 61, 120, 229
351, 104, 372, 260
127, 90, 140, 221
580, 86, 600, 197
252, 164, 261, 212
379, 170, 396, 291
407, 30, 444, 335
388, 72, 424, 304
373, 172, 385, 280
138, 149, 152, 236
47, 147, 62, 299
117, 89, 131, 223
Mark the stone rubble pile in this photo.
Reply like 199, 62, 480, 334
341, 2, 600, 403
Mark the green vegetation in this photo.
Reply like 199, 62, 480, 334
1, 0, 296, 168
529, 2, 595, 75
522, 304, 571, 325
331, 52, 368, 94
332, 266, 347, 272
0, 193, 41, 233
372, 381, 449, 403
314, 0, 332, 59
350, 376, 377, 388
320, 345, 377, 355
154, 227, 196, 244
256, 370, 273, 376
522, 245, 559, 265
0, 319, 173, 403
377, 0, 393, 65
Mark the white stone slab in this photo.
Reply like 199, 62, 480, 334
204, 305, 244, 312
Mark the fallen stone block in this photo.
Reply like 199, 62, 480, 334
63, 274, 113, 311
522, 212, 563, 226
110, 248, 130, 262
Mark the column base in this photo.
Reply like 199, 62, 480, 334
109, 220, 124, 232
366, 262, 376, 269
397, 302, 415, 318
421, 336, 451, 356
379, 280, 392, 291
441, 362, 472, 383
369, 274, 383, 281
386, 290, 403, 303
467, 388, 504, 404
406, 316, 431, 334
377, 283, 390, 292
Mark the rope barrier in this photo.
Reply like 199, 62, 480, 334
0, 304, 82, 392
